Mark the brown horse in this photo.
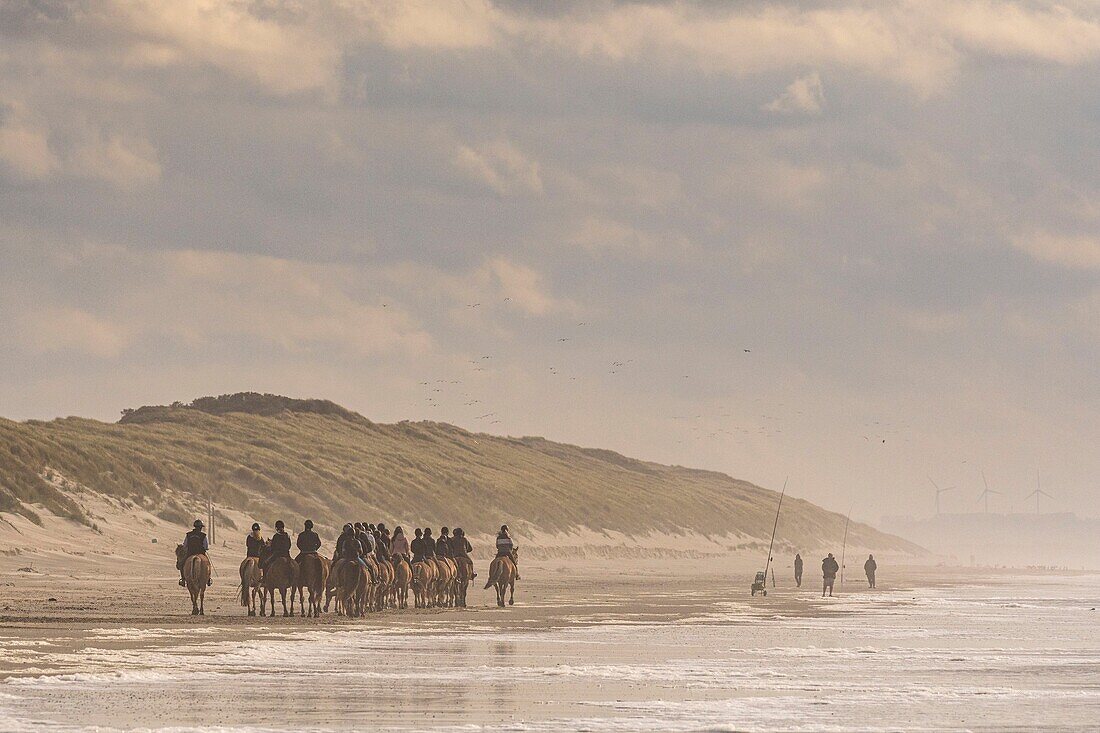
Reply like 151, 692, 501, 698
412, 560, 434, 608
296, 554, 329, 618
453, 556, 473, 608
430, 557, 456, 608
484, 549, 518, 607
392, 557, 412, 609
375, 557, 395, 610
262, 557, 299, 617
239, 557, 263, 616
324, 558, 345, 614
178, 549, 212, 616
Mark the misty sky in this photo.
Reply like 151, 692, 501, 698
2, 1, 1098, 522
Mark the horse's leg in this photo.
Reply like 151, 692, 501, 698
199, 586, 206, 615
508, 578, 515, 606
280, 588, 288, 616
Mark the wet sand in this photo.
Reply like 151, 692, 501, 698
2, 563, 1099, 731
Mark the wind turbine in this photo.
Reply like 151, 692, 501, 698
1024, 469, 1052, 514
977, 470, 1001, 514
928, 476, 955, 516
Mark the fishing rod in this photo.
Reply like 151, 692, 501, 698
762, 477, 788, 583
839, 505, 852, 588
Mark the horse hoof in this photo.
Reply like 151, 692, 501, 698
247, 611, 255, 617
508, 600, 514, 606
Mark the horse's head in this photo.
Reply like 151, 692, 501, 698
175, 543, 185, 560
513, 547, 520, 561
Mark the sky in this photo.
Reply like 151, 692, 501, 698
1, 0, 1098, 523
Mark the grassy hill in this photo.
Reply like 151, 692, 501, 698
0, 393, 919, 552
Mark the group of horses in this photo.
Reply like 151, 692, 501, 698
177, 544, 519, 616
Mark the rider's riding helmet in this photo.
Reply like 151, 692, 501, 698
275, 520, 285, 530
251, 523, 260, 531
304, 519, 314, 530
500, 524, 509, 533
194, 519, 204, 529
454, 528, 464, 537
343, 523, 354, 533
414, 528, 423, 537
440, 526, 449, 534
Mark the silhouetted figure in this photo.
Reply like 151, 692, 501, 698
821, 553, 839, 597
864, 554, 877, 588
794, 553, 803, 587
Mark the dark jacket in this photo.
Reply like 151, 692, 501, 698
410, 537, 425, 562
422, 536, 436, 557
184, 529, 208, 556
296, 530, 321, 554
864, 558, 877, 574
246, 534, 265, 558
336, 533, 363, 561
794, 556, 804, 573
436, 535, 452, 558
357, 531, 373, 555
450, 536, 472, 558
822, 557, 839, 579
269, 530, 292, 558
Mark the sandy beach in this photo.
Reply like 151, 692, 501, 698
3, 561, 1098, 732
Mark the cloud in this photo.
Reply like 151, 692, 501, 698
764, 71, 825, 115
0, 113, 57, 179
1011, 231, 1100, 270
453, 140, 543, 196
21, 307, 130, 358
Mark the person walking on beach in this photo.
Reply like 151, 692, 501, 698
864, 554, 877, 588
821, 553, 839, 597
794, 553, 803, 587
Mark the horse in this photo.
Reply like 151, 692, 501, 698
484, 549, 518, 607
430, 557, 456, 608
296, 553, 329, 618
411, 560, 434, 609
392, 556, 412, 609
239, 557, 263, 616
453, 555, 473, 608
176, 545, 212, 616
262, 557, 299, 617
324, 557, 345, 614
374, 556, 395, 610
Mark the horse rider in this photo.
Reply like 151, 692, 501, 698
179, 519, 212, 587
436, 527, 453, 559
295, 519, 321, 563
263, 520, 292, 571
377, 523, 392, 554
450, 527, 476, 578
335, 524, 368, 570
496, 525, 520, 580
246, 523, 265, 562
391, 526, 411, 562
410, 528, 426, 563
355, 523, 372, 556
422, 527, 437, 557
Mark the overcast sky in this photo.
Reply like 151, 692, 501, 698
2, 1, 1098, 522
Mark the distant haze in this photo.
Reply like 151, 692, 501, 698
1, 1, 1098, 523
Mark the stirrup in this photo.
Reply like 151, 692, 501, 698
179, 579, 186, 587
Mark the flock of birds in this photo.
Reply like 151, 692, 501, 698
401, 297, 911, 451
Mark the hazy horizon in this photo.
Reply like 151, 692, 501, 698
2, 1, 1098, 526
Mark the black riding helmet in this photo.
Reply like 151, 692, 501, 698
342, 523, 354, 533
304, 519, 314, 530
251, 522, 260, 531
414, 528, 423, 537
193, 519, 204, 529
275, 520, 285, 530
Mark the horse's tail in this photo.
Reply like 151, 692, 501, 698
484, 558, 498, 589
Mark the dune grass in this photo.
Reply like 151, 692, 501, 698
0, 393, 918, 551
